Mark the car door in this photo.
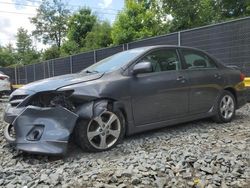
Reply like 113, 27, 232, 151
179, 48, 225, 114
130, 48, 189, 126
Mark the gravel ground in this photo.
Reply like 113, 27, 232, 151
0, 99, 249, 188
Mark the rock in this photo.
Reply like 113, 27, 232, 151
6, 183, 16, 188
121, 171, 132, 178
150, 165, 157, 171
154, 177, 166, 188
109, 176, 118, 183
200, 166, 213, 174
221, 181, 228, 188
206, 184, 213, 188
40, 174, 48, 182
182, 172, 192, 179
131, 177, 141, 185
0, 179, 4, 186
0, 102, 250, 188
49, 173, 59, 184
117, 183, 127, 188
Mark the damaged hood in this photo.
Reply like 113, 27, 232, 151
19, 72, 104, 93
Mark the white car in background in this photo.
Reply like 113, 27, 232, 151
0, 71, 11, 97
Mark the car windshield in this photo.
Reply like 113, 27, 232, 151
82, 48, 148, 73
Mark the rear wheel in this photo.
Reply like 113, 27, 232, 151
74, 110, 125, 152
213, 90, 236, 123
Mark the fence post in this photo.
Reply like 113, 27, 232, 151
18, 67, 20, 84
126, 43, 129, 50
25, 66, 27, 84
43, 62, 46, 79
47, 61, 50, 77
33, 64, 36, 81
178, 31, 181, 46
93, 50, 97, 64
14, 66, 17, 85
52, 60, 55, 76
70, 56, 73, 73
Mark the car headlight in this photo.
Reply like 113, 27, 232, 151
28, 90, 75, 110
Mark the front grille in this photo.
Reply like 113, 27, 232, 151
9, 95, 28, 107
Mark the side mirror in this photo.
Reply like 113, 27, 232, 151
133, 62, 152, 75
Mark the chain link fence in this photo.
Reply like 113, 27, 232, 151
1, 17, 250, 84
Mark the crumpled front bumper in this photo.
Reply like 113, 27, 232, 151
4, 105, 78, 155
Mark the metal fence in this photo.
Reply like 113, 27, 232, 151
1, 16, 250, 84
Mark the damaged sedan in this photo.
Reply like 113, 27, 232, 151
3, 45, 247, 155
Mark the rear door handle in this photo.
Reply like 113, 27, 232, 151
214, 73, 222, 79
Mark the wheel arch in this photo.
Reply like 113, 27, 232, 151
224, 87, 237, 105
74, 98, 128, 133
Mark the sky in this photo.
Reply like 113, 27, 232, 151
0, 0, 124, 50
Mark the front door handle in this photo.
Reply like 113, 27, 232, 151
177, 75, 186, 83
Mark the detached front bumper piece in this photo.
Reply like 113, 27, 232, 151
5, 106, 78, 155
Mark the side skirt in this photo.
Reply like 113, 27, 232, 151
126, 112, 214, 135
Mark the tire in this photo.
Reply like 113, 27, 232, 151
73, 109, 125, 152
4, 124, 16, 143
212, 90, 236, 123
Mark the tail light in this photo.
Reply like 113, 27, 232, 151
0, 76, 8, 80
240, 73, 245, 82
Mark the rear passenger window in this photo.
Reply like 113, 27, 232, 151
182, 49, 217, 70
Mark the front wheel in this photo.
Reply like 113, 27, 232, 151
74, 110, 125, 152
213, 91, 236, 123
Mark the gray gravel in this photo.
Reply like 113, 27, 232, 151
0, 99, 249, 188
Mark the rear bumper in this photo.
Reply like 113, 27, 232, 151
4, 105, 78, 155
246, 87, 250, 102
236, 88, 248, 108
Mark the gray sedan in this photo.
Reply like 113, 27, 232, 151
4, 45, 247, 155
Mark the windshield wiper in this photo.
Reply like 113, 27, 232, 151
85, 70, 99, 74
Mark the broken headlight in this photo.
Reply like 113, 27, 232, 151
28, 90, 75, 110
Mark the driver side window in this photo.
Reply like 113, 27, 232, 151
140, 49, 180, 72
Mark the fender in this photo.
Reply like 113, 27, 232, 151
75, 100, 109, 119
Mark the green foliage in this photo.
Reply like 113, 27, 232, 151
2, 0, 250, 66
31, 0, 70, 48
16, 28, 40, 65
42, 45, 60, 60
163, 0, 220, 31
16, 27, 33, 54
67, 8, 97, 47
84, 21, 112, 50
216, 0, 250, 18
0, 47, 15, 67
162, 0, 250, 32
111, 0, 170, 44
60, 40, 79, 56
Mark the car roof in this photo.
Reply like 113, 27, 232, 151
131, 45, 203, 52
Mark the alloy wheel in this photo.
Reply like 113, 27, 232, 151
87, 111, 121, 150
220, 95, 235, 120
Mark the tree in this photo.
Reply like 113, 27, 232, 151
60, 40, 79, 56
42, 45, 60, 60
0, 46, 15, 67
162, 0, 219, 31
67, 8, 97, 47
84, 21, 112, 50
16, 28, 33, 54
16, 27, 40, 65
31, 0, 70, 49
162, 0, 250, 32
111, 0, 170, 44
216, 0, 250, 19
